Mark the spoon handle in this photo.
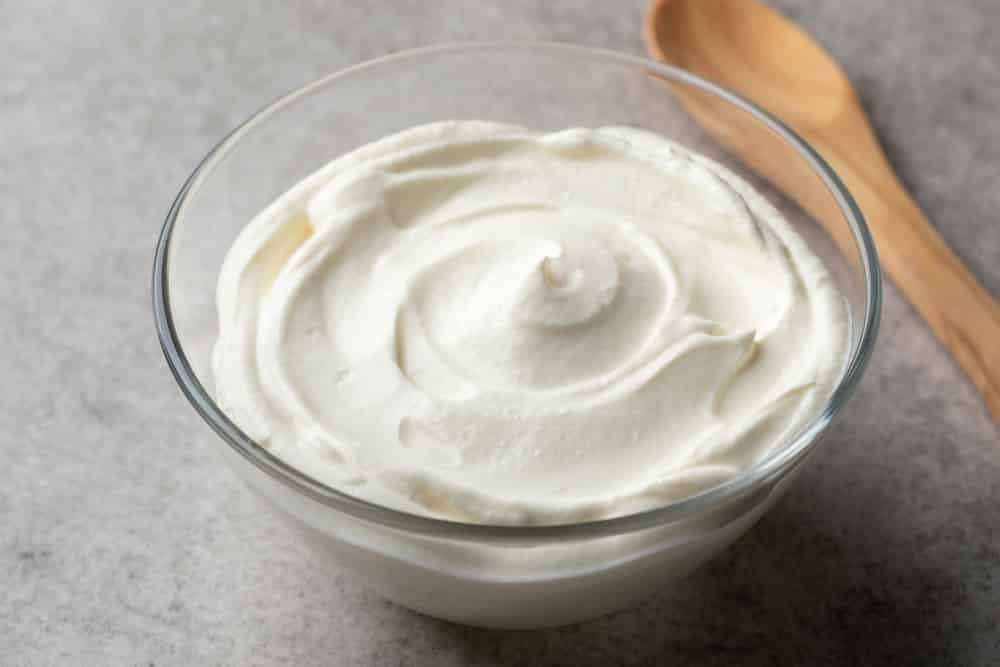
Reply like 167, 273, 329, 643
828, 154, 1000, 421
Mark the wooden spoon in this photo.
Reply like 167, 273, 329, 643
645, 0, 1000, 422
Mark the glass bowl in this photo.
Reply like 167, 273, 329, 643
153, 42, 880, 628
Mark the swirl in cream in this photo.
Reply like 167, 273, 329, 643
213, 121, 847, 524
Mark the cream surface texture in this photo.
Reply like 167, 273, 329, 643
213, 121, 847, 525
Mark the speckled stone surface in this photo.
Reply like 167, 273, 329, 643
3, 1, 999, 664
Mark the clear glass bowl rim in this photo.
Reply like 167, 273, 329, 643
153, 41, 881, 542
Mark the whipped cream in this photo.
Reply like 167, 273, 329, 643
213, 121, 847, 525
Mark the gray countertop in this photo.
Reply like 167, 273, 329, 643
4, 1, 999, 664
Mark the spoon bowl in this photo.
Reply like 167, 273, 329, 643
649, 0, 851, 125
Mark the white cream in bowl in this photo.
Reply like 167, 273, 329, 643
213, 121, 847, 526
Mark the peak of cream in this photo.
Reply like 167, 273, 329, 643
212, 121, 847, 525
